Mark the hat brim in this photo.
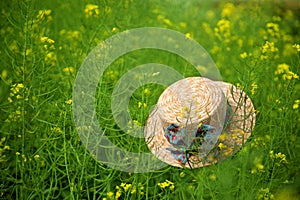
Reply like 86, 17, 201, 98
145, 79, 256, 168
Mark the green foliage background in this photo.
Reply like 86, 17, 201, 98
0, 0, 300, 199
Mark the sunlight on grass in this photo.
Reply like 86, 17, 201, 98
0, 0, 299, 199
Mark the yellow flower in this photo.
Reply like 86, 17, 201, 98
138, 102, 147, 108
179, 22, 186, 28
215, 19, 231, 40
169, 184, 175, 190
107, 192, 114, 198
221, 2, 235, 18
40, 36, 55, 44
266, 23, 279, 37
218, 134, 227, 141
282, 71, 299, 80
107, 191, 114, 198
130, 186, 136, 194
293, 100, 300, 109
224, 147, 233, 156
26, 48, 32, 56
180, 172, 185, 177
115, 190, 121, 199
196, 65, 208, 74
65, 99, 72, 105
218, 142, 227, 149
209, 174, 217, 181
37, 10, 52, 20
275, 152, 288, 164
251, 82, 258, 95
157, 182, 168, 189
262, 41, 278, 54
41, 37, 48, 43
185, 33, 192, 39
256, 163, 264, 171
22, 154, 27, 162
143, 88, 151, 95
163, 18, 172, 26
274, 63, 298, 81
121, 183, 131, 192
157, 180, 174, 189
138, 182, 144, 191
240, 52, 248, 59
84, 4, 100, 18
166, 180, 174, 184
275, 63, 289, 75
63, 67, 75, 75
34, 154, 40, 160
112, 27, 118, 32
235, 83, 242, 89
231, 133, 237, 139
217, 19, 230, 33
293, 43, 300, 51
257, 188, 274, 200
206, 10, 215, 19
45, 52, 56, 65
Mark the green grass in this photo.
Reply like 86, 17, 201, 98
1, 0, 300, 199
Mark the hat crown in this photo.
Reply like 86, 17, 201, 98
155, 77, 227, 130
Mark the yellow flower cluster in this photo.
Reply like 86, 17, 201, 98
157, 179, 175, 190
105, 182, 144, 200
293, 43, 300, 52
251, 157, 264, 174
257, 188, 274, 200
5, 83, 28, 123
251, 135, 271, 148
40, 36, 54, 44
41, 36, 55, 51
214, 19, 231, 41
104, 70, 119, 81
8, 83, 25, 102
28, 10, 52, 31
251, 82, 258, 95
269, 151, 288, 165
157, 15, 173, 27
0, 137, 10, 162
293, 100, 300, 109
59, 29, 81, 41
266, 23, 280, 37
40, 36, 56, 66
261, 41, 279, 60
36, 10, 52, 22
274, 63, 299, 81
84, 4, 100, 18
202, 22, 213, 35
63, 67, 75, 76
262, 41, 278, 53
65, 99, 72, 105
50, 127, 63, 134
45, 52, 56, 66
126, 120, 143, 135
138, 102, 147, 108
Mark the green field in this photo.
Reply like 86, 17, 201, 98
1, 0, 300, 199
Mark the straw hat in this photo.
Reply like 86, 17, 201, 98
144, 77, 256, 168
